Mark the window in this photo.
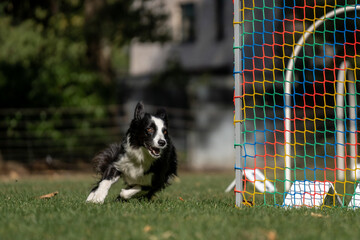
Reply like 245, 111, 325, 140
215, 0, 224, 41
181, 3, 196, 43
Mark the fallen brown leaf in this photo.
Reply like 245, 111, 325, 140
37, 191, 59, 199
311, 212, 328, 218
267, 230, 277, 240
143, 225, 152, 233
9, 171, 20, 180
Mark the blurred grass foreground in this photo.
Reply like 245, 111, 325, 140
2, 173, 360, 240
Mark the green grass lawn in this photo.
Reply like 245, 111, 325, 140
1, 172, 360, 240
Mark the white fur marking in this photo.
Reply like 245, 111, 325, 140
120, 186, 143, 199
113, 136, 154, 186
151, 116, 166, 148
86, 177, 119, 204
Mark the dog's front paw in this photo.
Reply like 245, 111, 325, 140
86, 191, 105, 204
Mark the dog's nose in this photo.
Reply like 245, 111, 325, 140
158, 140, 166, 147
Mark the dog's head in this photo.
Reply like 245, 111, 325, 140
128, 102, 169, 158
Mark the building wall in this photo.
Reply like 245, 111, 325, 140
129, 0, 233, 76
127, 0, 235, 170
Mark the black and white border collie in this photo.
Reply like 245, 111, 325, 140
86, 102, 177, 203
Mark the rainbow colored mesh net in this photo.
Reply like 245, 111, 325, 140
233, 1, 360, 208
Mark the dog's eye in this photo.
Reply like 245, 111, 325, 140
163, 130, 167, 135
146, 128, 154, 134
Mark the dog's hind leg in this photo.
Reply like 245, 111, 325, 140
117, 186, 149, 200
86, 166, 120, 204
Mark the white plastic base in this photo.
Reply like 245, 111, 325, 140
283, 180, 342, 208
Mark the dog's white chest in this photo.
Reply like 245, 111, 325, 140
114, 147, 154, 186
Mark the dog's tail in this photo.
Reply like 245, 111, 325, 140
92, 143, 123, 175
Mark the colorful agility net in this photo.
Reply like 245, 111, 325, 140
233, 1, 360, 208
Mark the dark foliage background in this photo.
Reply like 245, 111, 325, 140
0, 0, 168, 167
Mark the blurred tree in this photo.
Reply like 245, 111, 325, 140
84, 0, 168, 84
0, 0, 169, 164
0, 0, 168, 108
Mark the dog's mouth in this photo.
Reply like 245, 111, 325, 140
147, 145, 161, 158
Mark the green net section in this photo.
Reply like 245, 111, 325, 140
233, 1, 360, 208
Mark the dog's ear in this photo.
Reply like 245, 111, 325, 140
134, 102, 144, 120
155, 108, 168, 122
